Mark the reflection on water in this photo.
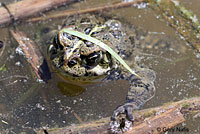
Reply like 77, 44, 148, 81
0, 0, 200, 133
57, 82, 86, 97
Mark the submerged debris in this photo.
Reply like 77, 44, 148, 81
149, 0, 200, 51
11, 29, 51, 82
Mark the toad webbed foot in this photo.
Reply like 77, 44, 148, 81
110, 103, 139, 133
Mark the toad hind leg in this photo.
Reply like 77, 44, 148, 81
109, 68, 156, 133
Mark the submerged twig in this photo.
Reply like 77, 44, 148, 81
37, 97, 200, 134
28, 0, 146, 22
73, 112, 83, 123
6, 80, 18, 86
0, 0, 76, 26
10, 29, 44, 81
10, 29, 51, 82
149, 0, 200, 51
0, 75, 28, 81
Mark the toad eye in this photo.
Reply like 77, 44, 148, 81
86, 52, 101, 66
63, 32, 74, 40
53, 34, 63, 50
58, 32, 75, 48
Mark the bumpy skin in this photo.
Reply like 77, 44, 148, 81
48, 14, 156, 133
106, 66, 156, 133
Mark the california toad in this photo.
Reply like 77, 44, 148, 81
47, 14, 156, 133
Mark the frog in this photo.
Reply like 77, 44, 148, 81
47, 14, 156, 133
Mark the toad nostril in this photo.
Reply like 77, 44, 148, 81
86, 52, 101, 66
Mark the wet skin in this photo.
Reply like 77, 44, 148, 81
47, 14, 156, 133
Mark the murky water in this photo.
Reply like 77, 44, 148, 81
0, 0, 200, 133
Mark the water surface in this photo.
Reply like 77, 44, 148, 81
0, 0, 200, 133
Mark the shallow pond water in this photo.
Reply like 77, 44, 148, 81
0, 0, 200, 133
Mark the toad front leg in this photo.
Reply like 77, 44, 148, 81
107, 67, 156, 133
